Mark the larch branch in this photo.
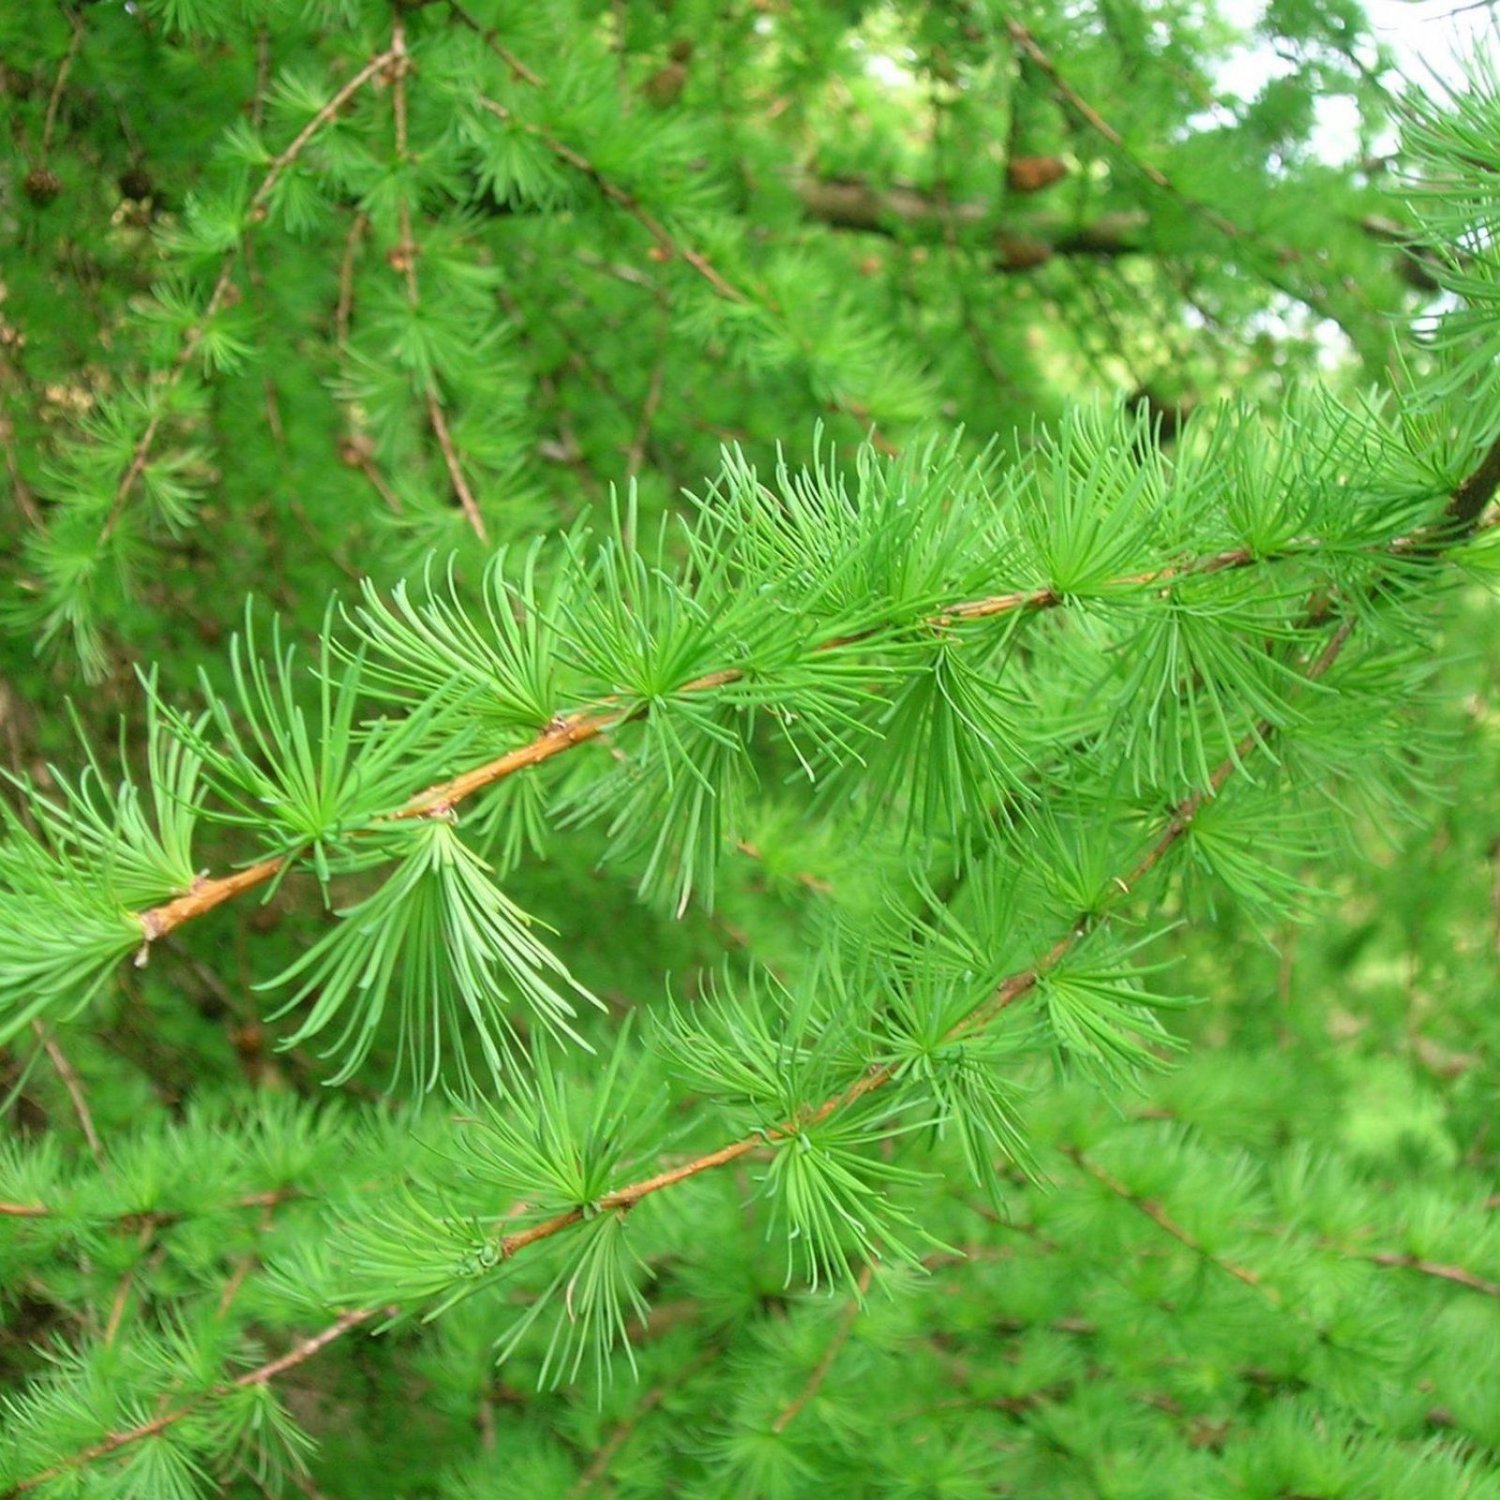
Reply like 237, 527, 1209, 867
19, 441, 1495, 1493
1002, 19, 1361, 334
1065, 1147, 1281, 1304
4, 1306, 389, 1496
132, 513, 1492, 947
100, 43, 399, 543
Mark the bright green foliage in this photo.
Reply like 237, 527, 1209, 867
3, 2, 1500, 1497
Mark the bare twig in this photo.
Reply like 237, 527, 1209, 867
32, 1021, 105, 1168
390, 20, 488, 543
39, 8, 85, 162
771, 1262, 875, 1433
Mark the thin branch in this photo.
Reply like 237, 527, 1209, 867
1362, 1249, 1500, 1300
0, 380, 40, 527
251, 25, 271, 132
217, 1199, 283, 1317
338, 433, 405, 517
424, 393, 488, 541
0, 1188, 295, 1224
533, 283, 676, 481
625, 304, 669, 478
140, 856, 288, 941
99, 44, 400, 542
927, 85, 1023, 398
798, 175, 1154, 274
390, 20, 488, 543
735, 839, 832, 894
285, 1474, 335, 1500
472, 95, 749, 307
771, 1262, 875, 1433
458, 35, 899, 450
251, 51, 401, 218
39, 8, 85, 162
32, 1020, 105, 1169
568, 1345, 720, 1495
102, 1222, 156, 1347
1002, 20, 1365, 334
1065, 1147, 1280, 1304
478, 617, 1356, 1266
447, 1, 542, 86
249, 1307, 387, 1386
1070, 1146, 1500, 1312
5, 1305, 389, 1497
334, 210, 369, 347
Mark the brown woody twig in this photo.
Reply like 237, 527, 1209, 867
390, 21, 489, 543
6, 1305, 390, 1496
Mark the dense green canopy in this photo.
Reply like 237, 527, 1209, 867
3, 2, 1500, 1497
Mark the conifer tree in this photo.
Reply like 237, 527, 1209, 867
4, 3, 1500, 1497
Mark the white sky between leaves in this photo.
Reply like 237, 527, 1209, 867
1215, 0, 1495, 157
847, 3, 1496, 364
1215, 0, 1495, 363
